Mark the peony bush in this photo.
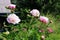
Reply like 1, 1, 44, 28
1, 4, 54, 40
1, 0, 59, 40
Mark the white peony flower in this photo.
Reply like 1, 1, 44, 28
7, 14, 21, 24
30, 9, 40, 17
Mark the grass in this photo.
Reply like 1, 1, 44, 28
0, 13, 60, 40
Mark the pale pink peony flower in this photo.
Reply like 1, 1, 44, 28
8, 4, 16, 9
7, 14, 21, 24
47, 27, 53, 33
39, 16, 49, 24
30, 9, 40, 17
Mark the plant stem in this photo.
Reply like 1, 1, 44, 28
30, 16, 34, 24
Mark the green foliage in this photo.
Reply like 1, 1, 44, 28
1, 14, 60, 40
11, 0, 60, 20
12, 0, 60, 14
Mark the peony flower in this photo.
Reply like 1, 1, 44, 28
39, 16, 49, 24
39, 29, 44, 33
30, 9, 40, 17
7, 14, 21, 24
41, 35, 45, 40
47, 27, 53, 33
7, 4, 16, 9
